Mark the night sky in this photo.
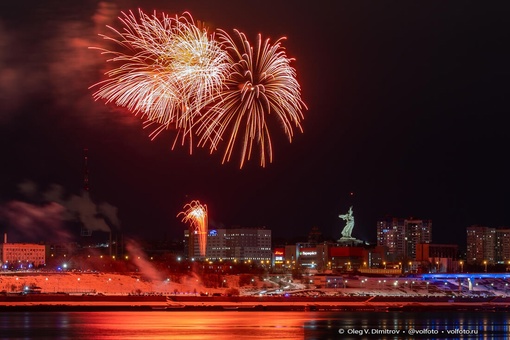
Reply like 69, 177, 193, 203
0, 1, 508, 247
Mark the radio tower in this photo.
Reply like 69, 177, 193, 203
81, 147, 92, 236
83, 147, 90, 192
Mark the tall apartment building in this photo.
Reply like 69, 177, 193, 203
376, 217, 432, 261
185, 227, 272, 261
465, 225, 510, 265
496, 229, 510, 264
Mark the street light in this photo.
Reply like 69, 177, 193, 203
484, 260, 488, 272
459, 260, 464, 273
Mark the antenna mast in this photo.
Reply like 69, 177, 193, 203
81, 147, 92, 236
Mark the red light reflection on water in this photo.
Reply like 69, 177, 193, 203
89, 311, 310, 339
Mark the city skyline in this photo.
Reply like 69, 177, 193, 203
0, 1, 508, 246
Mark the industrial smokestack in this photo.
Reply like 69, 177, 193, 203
3, 233, 6, 244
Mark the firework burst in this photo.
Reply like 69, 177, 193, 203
90, 10, 229, 149
91, 10, 307, 167
178, 200, 208, 257
195, 29, 307, 168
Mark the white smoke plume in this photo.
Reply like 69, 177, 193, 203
67, 191, 111, 233
125, 238, 164, 283
98, 201, 120, 230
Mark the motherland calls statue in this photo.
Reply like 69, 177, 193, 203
339, 206, 355, 239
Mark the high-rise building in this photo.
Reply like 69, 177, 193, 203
376, 217, 432, 261
466, 225, 496, 264
496, 228, 510, 264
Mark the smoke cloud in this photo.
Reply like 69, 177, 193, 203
67, 191, 111, 233
125, 238, 164, 283
0, 201, 71, 243
0, 180, 121, 243
0, 1, 139, 128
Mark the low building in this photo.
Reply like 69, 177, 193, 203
0, 234, 46, 269
416, 243, 459, 273
312, 273, 345, 288
281, 242, 387, 273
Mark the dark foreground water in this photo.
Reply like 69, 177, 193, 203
0, 311, 509, 340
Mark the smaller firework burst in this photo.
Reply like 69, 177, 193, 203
178, 200, 208, 257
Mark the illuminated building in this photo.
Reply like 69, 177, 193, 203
273, 248, 285, 268
296, 243, 318, 269
416, 243, 459, 272
466, 225, 495, 265
185, 227, 271, 261
416, 243, 458, 260
0, 234, 46, 269
376, 217, 432, 261
328, 246, 364, 271
495, 228, 510, 264
465, 225, 510, 265
282, 241, 386, 273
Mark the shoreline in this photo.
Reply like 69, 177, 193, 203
1, 304, 509, 312
1, 294, 510, 312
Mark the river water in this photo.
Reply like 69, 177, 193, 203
0, 311, 509, 339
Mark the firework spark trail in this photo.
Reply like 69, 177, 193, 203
195, 29, 307, 168
89, 10, 229, 150
178, 200, 208, 257
91, 10, 179, 121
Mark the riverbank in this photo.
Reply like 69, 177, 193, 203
2, 293, 510, 312
2, 271, 510, 313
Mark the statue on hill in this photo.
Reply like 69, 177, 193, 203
339, 206, 355, 239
